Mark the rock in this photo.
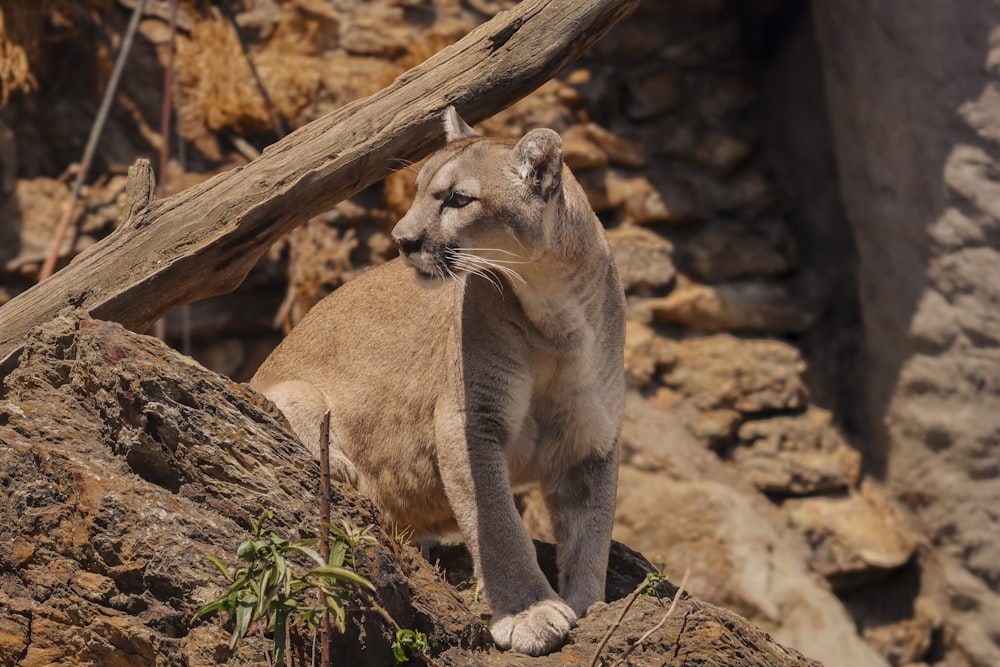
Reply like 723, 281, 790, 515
677, 401, 742, 450
614, 171, 700, 224
607, 225, 677, 292
733, 406, 862, 495
785, 481, 920, 589
0, 176, 125, 274
476, 79, 576, 137
575, 168, 700, 223
0, 311, 821, 666
469, 595, 821, 667
697, 74, 757, 119
646, 277, 819, 334
0, 310, 486, 666
641, 117, 702, 158
659, 22, 741, 68
683, 218, 798, 282
861, 594, 942, 666
590, 21, 670, 61
657, 333, 809, 414
338, 6, 410, 57
625, 68, 683, 120
575, 168, 618, 212
623, 320, 676, 389
613, 394, 891, 667
694, 170, 774, 214
692, 131, 756, 174
585, 123, 648, 168
561, 124, 609, 169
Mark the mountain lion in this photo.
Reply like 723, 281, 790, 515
251, 108, 626, 655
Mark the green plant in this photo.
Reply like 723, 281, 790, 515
391, 628, 429, 663
641, 570, 668, 597
192, 509, 376, 666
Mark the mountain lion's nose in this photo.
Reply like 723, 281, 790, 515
394, 235, 423, 256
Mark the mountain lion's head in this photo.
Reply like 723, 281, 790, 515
390, 107, 565, 286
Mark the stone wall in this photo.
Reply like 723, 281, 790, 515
813, 3, 1000, 665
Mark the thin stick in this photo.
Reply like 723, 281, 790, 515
610, 569, 690, 667
157, 0, 178, 191
318, 410, 332, 667
587, 577, 648, 667
151, 0, 178, 342
38, 0, 149, 282
219, 0, 285, 139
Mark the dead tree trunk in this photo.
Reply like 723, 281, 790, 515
0, 0, 638, 371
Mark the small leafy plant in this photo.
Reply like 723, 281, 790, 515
192, 509, 376, 666
391, 628, 429, 663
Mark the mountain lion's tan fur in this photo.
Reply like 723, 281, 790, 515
251, 108, 625, 655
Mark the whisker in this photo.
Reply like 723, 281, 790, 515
458, 256, 525, 290
475, 258, 526, 285
389, 158, 419, 175
455, 247, 522, 258
451, 258, 503, 292
451, 254, 504, 291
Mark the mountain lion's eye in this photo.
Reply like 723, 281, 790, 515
443, 192, 475, 209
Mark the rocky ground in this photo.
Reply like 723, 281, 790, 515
0, 1, 978, 666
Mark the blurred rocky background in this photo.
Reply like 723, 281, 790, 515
1, 1, 998, 666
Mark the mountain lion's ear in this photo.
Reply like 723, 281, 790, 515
443, 106, 478, 142
511, 128, 563, 200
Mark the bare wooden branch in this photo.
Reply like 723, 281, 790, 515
0, 0, 637, 372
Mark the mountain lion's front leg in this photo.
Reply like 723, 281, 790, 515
435, 403, 575, 656
543, 444, 619, 616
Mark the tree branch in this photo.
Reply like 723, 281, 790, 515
0, 0, 638, 372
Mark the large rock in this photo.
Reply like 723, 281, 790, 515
813, 3, 1000, 664
656, 333, 809, 414
0, 311, 819, 666
682, 218, 798, 282
784, 481, 920, 589
733, 406, 862, 495
646, 278, 819, 334
0, 310, 485, 666
613, 394, 889, 667
607, 226, 677, 293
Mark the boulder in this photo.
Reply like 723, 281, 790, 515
733, 406, 862, 495
785, 481, 920, 589
646, 277, 819, 333
656, 333, 809, 414
611, 394, 890, 667
0, 310, 485, 666
682, 218, 798, 282
625, 68, 683, 120
623, 319, 676, 389
607, 225, 677, 293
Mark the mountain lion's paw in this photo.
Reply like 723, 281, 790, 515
490, 599, 576, 656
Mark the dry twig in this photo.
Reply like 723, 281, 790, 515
588, 578, 649, 667
38, 0, 149, 281
318, 410, 332, 667
609, 569, 690, 667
